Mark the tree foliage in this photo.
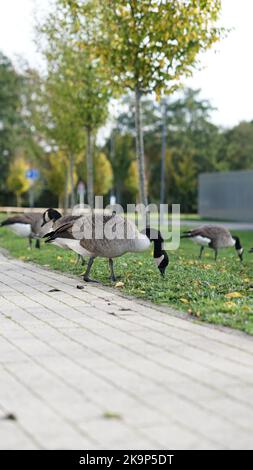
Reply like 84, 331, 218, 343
37, 0, 111, 208
7, 155, 31, 206
94, 0, 223, 205
223, 122, 253, 170
0, 52, 22, 196
94, 152, 113, 195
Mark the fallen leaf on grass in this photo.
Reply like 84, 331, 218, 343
241, 305, 251, 312
224, 301, 237, 309
180, 298, 189, 304
115, 281, 124, 288
225, 292, 243, 299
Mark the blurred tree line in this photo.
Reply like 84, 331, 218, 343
1, 47, 253, 212
104, 90, 253, 212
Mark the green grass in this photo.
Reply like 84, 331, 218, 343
1, 217, 253, 334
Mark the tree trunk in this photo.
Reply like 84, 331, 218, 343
64, 164, 70, 214
58, 195, 63, 210
116, 181, 121, 205
16, 193, 21, 207
160, 99, 167, 223
160, 99, 167, 206
69, 154, 75, 208
135, 86, 148, 206
86, 128, 94, 209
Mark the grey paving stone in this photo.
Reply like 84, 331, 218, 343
0, 251, 253, 449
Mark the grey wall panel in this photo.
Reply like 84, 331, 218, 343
198, 170, 253, 222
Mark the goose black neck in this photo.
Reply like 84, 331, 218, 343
233, 236, 242, 250
145, 228, 164, 258
49, 209, 62, 222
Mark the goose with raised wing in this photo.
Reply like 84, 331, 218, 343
181, 225, 243, 261
44, 211, 169, 282
41, 208, 86, 262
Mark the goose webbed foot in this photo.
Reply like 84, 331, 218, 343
83, 276, 100, 284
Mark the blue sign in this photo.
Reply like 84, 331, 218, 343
26, 169, 40, 180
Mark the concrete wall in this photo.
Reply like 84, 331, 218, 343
198, 170, 253, 222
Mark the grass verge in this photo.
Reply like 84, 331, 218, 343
0, 217, 253, 334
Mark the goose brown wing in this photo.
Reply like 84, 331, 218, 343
186, 225, 226, 239
183, 226, 210, 238
0, 214, 32, 226
54, 215, 81, 230
46, 221, 76, 240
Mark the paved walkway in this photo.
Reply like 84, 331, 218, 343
0, 252, 253, 450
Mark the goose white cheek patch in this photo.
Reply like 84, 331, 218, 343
154, 255, 164, 267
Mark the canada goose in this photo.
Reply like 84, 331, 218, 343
0, 212, 53, 249
181, 225, 243, 261
44, 211, 169, 282
41, 208, 85, 264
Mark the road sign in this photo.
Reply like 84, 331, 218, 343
26, 169, 40, 180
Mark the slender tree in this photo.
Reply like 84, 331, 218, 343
89, 0, 223, 205
38, 0, 111, 209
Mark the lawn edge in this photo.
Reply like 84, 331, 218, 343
1, 247, 252, 341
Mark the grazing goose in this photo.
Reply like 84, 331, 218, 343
181, 225, 243, 261
44, 212, 169, 282
0, 212, 53, 249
